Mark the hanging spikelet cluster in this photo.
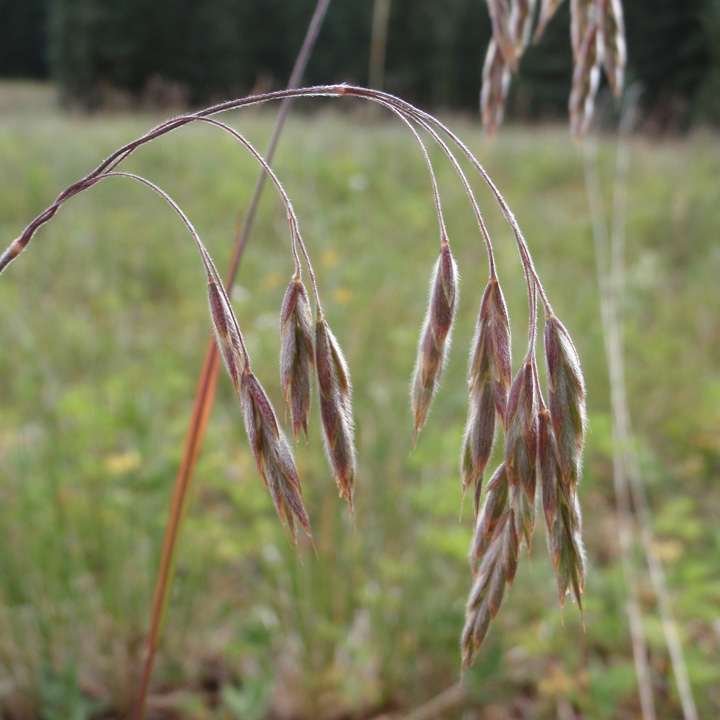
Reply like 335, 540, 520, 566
481, 0, 626, 139
0, 82, 591, 675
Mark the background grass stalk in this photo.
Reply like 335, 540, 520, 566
583, 91, 699, 720
135, 0, 333, 715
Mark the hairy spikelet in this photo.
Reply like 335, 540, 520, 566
548, 482, 586, 611
280, 277, 314, 443
315, 314, 356, 513
207, 278, 243, 389
539, 406, 585, 609
481, 39, 511, 137
544, 316, 586, 488
461, 279, 512, 512
504, 360, 538, 503
411, 241, 458, 441
569, 8, 601, 140
541, 316, 587, 612
240, 369, 313, 547
599, 0, 626, 97
462, 464, 520, 667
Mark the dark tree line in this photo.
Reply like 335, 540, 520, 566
0, 0, 718, 127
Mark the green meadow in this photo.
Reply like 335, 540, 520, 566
1, 82, 719, 719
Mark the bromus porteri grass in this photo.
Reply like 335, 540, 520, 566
0, 2, 625, 709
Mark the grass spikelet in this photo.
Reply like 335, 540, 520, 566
411, 240, 458, 442
280, 276, 314, 443
544, 315, 586, 488
462, 468, 520, 668
240, 368, 313, 547
504, 360, 538, 503
548, 488, 586, 612
315, 313, 356, 514
462, 278, 512, 510
207, 278, 243, 390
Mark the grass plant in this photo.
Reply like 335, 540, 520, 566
0, 58, 719, 720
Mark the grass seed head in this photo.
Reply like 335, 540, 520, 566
315, 314, 356, 514
411, 242, 458, 442
280, 277, 314, 443
240, 368, 313, 547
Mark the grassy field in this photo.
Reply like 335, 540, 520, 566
0, 82, 719, 719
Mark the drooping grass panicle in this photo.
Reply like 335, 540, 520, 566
461, 278, 512, 513
315, 312, 356, 514
280, 276, 315, 443
240, 368, 313, 548
411, 239, 459, 442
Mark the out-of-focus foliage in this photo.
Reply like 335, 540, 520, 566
0, 84, 718, 718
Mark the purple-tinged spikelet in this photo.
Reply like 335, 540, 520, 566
315, 314, 356, 514
462, 278, 512, 514
544, 315, 586, 488
504, 360, 539, 504
207, 279, 243, 389
462, 464, 520, 668
411, 241, 458, 442
240, 369, 313, 547
279, 277, 314, 443
542, 315, 587, 611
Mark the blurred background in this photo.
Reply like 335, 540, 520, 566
0, 1, 718, 719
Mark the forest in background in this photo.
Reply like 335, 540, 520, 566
1, 0, 719, 130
